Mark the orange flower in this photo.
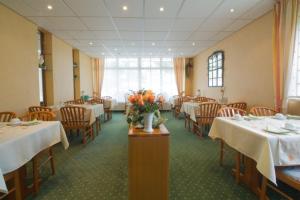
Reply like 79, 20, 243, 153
148, 95, 155, 103
128, 95, 136, 103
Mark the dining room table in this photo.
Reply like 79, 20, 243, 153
180, 101, 200, 121
209, 115, 300, 195
51, 103, 104, 125
0, 120, 69, 197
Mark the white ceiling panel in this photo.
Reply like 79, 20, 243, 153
188, 31, 218, 41
211, 0, 261, 19
114, 18, 143, 31
145, 0, 183, 18
172, 18, 204, 31
93, 31, 120, 40
166, 32, 191, 40
198, 18, 234, 31
1, 0, 275, 57
144, 32, 168, 40
120, 31, 143, 40
210, 31, 233, 41
81, 17, 114, 30
225, 19, 252, 31
144, 19, 173, 31
64, 0, 108, 17
241, 0, 274, 19
178, 0, 223, 18
104, 0, 143, 18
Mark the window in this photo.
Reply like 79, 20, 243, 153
208, 51, 224, 87
102, 57, 177, 102
37, 31, 45, 105
289, 15, 300, 97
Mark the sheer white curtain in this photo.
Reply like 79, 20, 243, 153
288, 14, 300, 97
102, 57, 177, 102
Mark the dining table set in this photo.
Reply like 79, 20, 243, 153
0, 98, 107, 199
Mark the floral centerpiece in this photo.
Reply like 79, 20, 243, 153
126, 89, 166, 132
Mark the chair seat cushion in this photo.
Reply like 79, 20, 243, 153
280, 166, 300, 182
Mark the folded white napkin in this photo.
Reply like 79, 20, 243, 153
0, 168, 8, 194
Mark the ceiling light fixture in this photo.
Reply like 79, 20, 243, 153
47, 5, 53, 10
89, 42, 93, 45
160, 7, 164, 12
192, 42, 196, 46
230, 8, 235, 13
131, 42, 135, 46
168, 48, 171, 51
123, 6, 128, 11
114, 48, 118, 51
101, 52, 105, 55
152, 42, 155, 46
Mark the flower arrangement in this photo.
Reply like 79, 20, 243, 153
126, 89, 166, 128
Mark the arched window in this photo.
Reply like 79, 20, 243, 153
208, 51, 224, 87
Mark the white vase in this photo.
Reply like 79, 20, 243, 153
143, 112, 154, 133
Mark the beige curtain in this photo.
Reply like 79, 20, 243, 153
91, 58, 105, 97
173, 57, 185, 95
273, 0, 298, 112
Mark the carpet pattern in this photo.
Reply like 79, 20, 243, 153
28, 112, 294, 200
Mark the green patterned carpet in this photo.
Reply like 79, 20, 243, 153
29, 112, 295, 200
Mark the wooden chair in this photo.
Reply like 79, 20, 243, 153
28, 111, 55, 194
102, 96, 112, 121
0, 170, 22, 200
174, 97, 183, 118
60, 106, 93, 144
250, 106, 277, 116
194, 96, 208, 102
0, 112, 16, 122
206, 97, 216, 102
193, 102, 221, 137
260, 166, 300, 200
64, 100, 76, 105
28, 106, 52, 113
217, 107, 246, 166
227, 102, 247, 111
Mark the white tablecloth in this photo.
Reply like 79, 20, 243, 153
180, 102, 199, 121
53, 104, 104, 125
0, 121, 69, 192
209, 117, 300, 184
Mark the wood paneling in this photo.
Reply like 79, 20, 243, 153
128, 125, 169, 200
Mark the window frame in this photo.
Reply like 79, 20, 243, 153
207, 50, 224, 87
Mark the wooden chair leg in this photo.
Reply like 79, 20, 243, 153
235, 152, 241, 184
220, 140, 224, 166
49, 148, 55, 175
13, 170, 22, 200
32, 157, 39, 195
260, 177, 268, 200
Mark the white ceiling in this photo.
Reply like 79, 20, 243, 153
0, 0, 275, 58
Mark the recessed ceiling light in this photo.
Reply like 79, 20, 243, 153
180, 52, 183, 55
123, 6, 128, 11
131, 42, 135, 46
114, 48, 118, 51
47, 5, 53, 10
168, 48, 171, 51
152, 42, 155, 46
89, 42, 93, 45
192, 42, 196, 46
230, 8, 235, 13
101, 52, 105, 55
159, 7, 164, 12
150, 52, 152, 55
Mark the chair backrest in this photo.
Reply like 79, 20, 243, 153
206, 98, 216, 102
195, 102, 221, 125
102, 96, 112, 108
64, 100, 76, 105
227, 102, 247, 111
250, 106, 277, 116
194, 96, 208, 102
75, 99, 84, 104
217, 107, 246, 117
28, 111, 55, 121
89, 97, 104, 104
0, 112, 16, 122
60, 106, 88, 128
28, 106, 52, 113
